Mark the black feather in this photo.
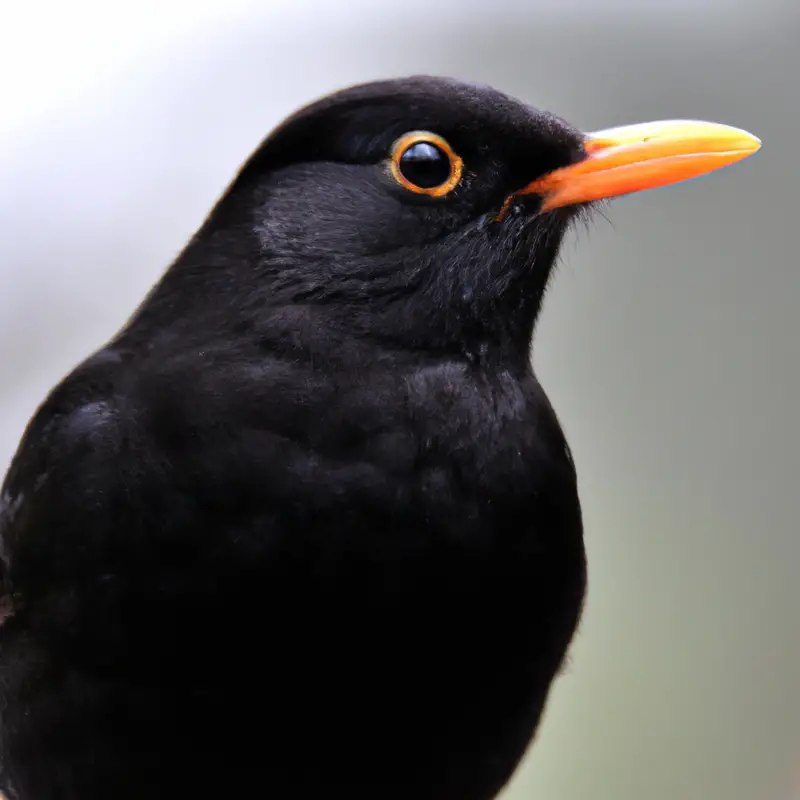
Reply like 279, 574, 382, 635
0, 76, 588, 800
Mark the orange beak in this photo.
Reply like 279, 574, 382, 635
511, 119, 761, 213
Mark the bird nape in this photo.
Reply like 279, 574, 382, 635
0, 77, 759, 800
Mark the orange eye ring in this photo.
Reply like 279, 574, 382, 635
389, 131, 463, 198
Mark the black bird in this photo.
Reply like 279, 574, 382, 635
0, 77, 758, 800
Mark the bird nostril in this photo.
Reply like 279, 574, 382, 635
583, 139, 607, 155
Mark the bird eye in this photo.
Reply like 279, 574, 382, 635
389, 132, 463, 197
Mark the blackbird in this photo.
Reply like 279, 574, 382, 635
0, 77, 759, 799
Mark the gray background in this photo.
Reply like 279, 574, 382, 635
1, 1, 798, 798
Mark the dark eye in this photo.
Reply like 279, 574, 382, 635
399, 142, 451, 188
389, 131, 463, 197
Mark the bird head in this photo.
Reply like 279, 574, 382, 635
137, 76, 759, 365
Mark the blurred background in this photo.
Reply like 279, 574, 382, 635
1, 1, 798, 798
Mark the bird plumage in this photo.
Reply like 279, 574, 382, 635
0, 77, 590, 799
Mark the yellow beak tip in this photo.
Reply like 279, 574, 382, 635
746, 134, 762, 152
